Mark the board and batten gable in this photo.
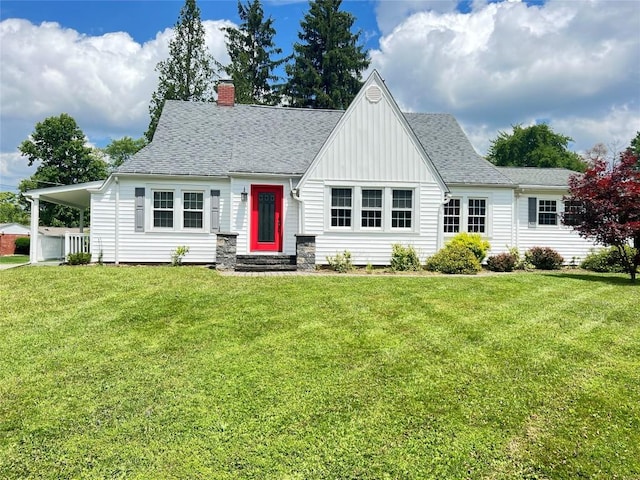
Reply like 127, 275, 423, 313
298, 72, 447, 265
90, 176, 229, 263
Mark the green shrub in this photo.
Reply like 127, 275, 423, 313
170, 245, 190, 266
580, 246, 637, 273
390, 243, 421, 272
446, 232, 491, 262
425, 244, 482, 275
14, 236, 30, 255
525, 247, 564, 270
67, 252, 91, 265
486, 252, 518, 272
326, 250, 354, 273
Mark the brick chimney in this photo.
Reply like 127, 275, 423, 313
217, 80, 235, 107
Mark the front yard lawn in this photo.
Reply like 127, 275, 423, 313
0, 254, 29, 264
0, 267, 638, 479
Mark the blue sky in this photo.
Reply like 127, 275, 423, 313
1, 0, 638, 192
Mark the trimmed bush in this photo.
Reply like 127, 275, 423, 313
326, 250, 354, 273
14, 237, 30, 255
446, 232, 491, 262
425, 244, 482, 275
581, 246, 637, 273
486, 252, 518, 272
67, 252, 91, 265
525, 247, 564, 270
390, 243, 421, 272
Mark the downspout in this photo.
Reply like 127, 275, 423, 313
289, 178, 304, 234
514, 190, 520, 253
437, 192, 451, 251
115, 176, 120, 265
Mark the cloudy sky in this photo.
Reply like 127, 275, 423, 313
1, 0, 638, 193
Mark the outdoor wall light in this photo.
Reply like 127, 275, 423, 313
241, 187, 248, 202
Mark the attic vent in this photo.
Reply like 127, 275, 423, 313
365, 85, 382, 103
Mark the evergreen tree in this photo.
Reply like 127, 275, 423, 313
223, 0, 284, 105
284, 0, 370, 109
146, 0, 218, 141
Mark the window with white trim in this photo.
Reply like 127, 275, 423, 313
563, 200, 582, 226
443, 198, 461, 233
467, 198, 486, 233
361, 189, 382, 228
392, 189, 412, 228
183, 191, 204, 229
538, 200, 557, 225
153, 191, 174, 228
331, 188, 352, 227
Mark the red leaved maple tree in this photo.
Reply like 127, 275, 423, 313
564, 149, 640, 281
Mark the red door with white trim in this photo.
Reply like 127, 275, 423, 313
250, 185, 283, 252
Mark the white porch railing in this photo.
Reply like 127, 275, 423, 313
65, 232, 90, 259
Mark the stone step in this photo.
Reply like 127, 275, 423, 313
234, 263, 298, 272
235, 255, 297, 272
236, 255, 296, 266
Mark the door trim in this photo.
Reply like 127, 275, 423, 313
250, 185, 283, 252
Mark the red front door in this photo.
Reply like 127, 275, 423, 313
250, 185, 283, 252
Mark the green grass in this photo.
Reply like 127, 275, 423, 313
1, 267, 638, 479
0, 254, 29, 264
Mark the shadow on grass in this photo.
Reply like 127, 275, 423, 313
541, 271, 638, 286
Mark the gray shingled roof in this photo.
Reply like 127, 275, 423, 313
497, 167, 579, 187
119, 100, 513, 185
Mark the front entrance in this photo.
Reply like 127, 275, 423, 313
250, 185, 283, 252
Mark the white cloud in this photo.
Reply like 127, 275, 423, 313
371, 0, 640, 154
0, 17, 233, 190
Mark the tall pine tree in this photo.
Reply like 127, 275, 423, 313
146, 0, 218, 141
284, 0, 369, 109
223, 0, 284, 105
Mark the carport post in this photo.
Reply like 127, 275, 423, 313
28, 197, 39, 264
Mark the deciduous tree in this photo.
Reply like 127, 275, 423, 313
564, 149, 640, 281
284, 0, 369, 109
146, 0, 218, 141
104, 136, 147, 169
0, 192, 29, 225
223, 0, 284, 105
18, 114, 107, 226
487, 124, 586, 172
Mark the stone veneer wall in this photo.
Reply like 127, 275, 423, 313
216, 233, 238, 270
295, 235, 316, 271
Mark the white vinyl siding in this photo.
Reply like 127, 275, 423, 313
516, 192, 597, 262
90, 178, 228, 264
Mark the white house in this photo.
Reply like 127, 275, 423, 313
25, 71, 596, 269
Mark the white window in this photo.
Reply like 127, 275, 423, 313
443, 198, 461, 233
153, 191, 174, 228
183, 192, 204, 229
467, 198, 486, 233
361, 189, 382, 228
392, 189, 412, 229
331, 188, 352, 227
538, 200, 557, 225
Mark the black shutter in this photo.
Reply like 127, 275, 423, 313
211, 190, 220, 232
135, 188, 145, 232
528, 197, 537, 228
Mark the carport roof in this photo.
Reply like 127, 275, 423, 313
24, 181, 104, 209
